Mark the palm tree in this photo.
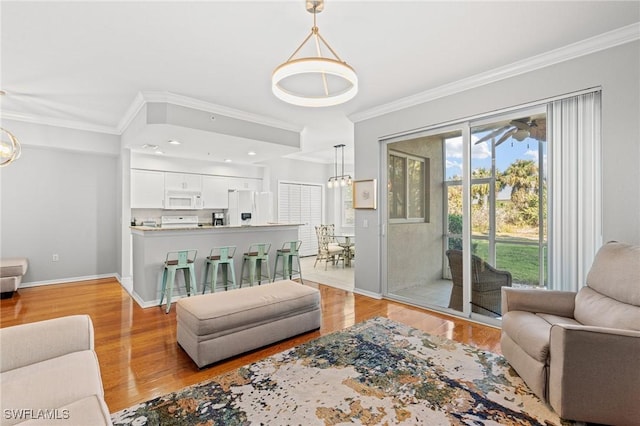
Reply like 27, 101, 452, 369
471, 167, 491, 206
499, 160, 538, 200
499, 159, 542, 227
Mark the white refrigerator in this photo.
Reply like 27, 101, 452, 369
227, 190, 273, 226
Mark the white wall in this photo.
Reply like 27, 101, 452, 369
353, 41, 640, 296
0, 131, 119, 284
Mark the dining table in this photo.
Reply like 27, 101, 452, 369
332, 234, 355, 267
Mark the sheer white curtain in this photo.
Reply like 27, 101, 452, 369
548, 91, 602, 291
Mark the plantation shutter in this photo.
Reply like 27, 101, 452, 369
278, 182, 323, 256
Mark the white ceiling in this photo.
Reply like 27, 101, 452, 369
1, 1, 639, 164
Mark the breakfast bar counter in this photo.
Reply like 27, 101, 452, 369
130, 224, 300, 308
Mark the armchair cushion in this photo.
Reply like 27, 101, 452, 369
1, 351, 105, 419
574, 286, 640, 330
501, 311, 555, 362
585, 240, 640, 305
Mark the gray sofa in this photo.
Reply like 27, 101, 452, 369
501, 241, 640, 425
0, 315, 112, 425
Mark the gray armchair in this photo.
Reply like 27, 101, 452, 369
501, 241, 640, 425
446, 249, 512, 317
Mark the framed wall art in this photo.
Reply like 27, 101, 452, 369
353, 179, 377, 209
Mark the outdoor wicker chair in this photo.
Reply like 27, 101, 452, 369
446, 249, 512, 317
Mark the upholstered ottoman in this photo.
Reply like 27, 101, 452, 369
176, 280, 321, 368
0, 258, 28, 299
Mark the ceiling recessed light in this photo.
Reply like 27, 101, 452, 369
224, 159, 232, 163
248, 151, 257, 156
142, 144, 159, 150
168, 139, 181, 145
155, 151, 164, 155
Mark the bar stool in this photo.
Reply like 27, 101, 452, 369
273, 240, 303, 283
159, 249, 197, 314
202, 246, 237, 293
240, 243, 271, 287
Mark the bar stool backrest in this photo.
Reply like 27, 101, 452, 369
247, 243, 271, 257
282, 240, 302, 254
210, 246, 236, 261
166, 250, 197, 268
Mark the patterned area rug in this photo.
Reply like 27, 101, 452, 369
111, 317, 574, 425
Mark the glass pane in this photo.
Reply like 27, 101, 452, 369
386, 131, 449, 313
444, 130, 464, 256
342, 184, 354, 226
471, 112, 547, 296
407, 158, 424, 218
471, 182, 490, 237
446, 184, 463, 250
445, 136, 463, 181
388, 154, 406, 219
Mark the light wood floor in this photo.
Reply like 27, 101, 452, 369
0, 278, 501, 413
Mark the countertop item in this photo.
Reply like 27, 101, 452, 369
160, 215, 199, 229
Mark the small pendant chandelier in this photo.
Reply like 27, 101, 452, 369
272, 0, 358, 107
327, 144, 352, 188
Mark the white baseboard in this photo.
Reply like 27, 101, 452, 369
353, 287, 383, 299
19, 273, 118, 288
130, 290, 189, 310
117, 275, 134, 294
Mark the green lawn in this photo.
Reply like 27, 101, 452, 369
473, 240, 546, 286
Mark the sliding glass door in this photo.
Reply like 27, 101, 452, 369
385, 107, 548, 323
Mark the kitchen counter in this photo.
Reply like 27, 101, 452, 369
130, 223, 300, 232
130, 223, 301, 308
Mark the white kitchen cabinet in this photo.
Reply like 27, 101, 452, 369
164, 172, 202, 191
202, 175, 229, 209
131, 169, 165, 208
228, 177, 262, 192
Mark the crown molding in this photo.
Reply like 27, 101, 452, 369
349, 22, 640, 123
116, 92, 147, 134
4, 91, 303, 136
118, 91, 303, 134
0, 111, 120, 135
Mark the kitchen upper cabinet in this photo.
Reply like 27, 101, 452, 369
164, 172, 202, 191
202, 176, 229, 209
131, 170, 165, 208
228, 177, 262, 192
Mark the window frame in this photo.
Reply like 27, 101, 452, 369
388, 150, 428, 224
